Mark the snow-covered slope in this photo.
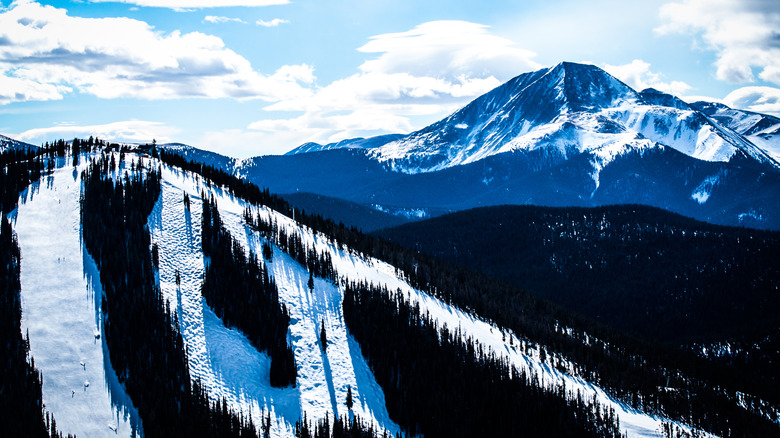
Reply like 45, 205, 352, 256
368, 62, 779, 174
13, 154, 708, 437
690, 101, 780, 162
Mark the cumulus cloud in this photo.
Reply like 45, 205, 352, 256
204, 16, 246, 24
656, 0, 780, 85
256, 18, 288, 27
358, 20, 539, 81
250, 20, 539, 150
603, 59, 692, 96
14, 120, 180, 145
0, 1, 311, 104
88, 0, 288, 8
723, 86, 780, 115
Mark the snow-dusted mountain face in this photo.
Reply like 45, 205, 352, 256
0, 134, 37, 152
690, 101, 780, 162
369, 62, 778, 173
237, 62, 780, 230
285, 134, 403, 156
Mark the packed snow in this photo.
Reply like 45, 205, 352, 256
15, 158, 142, 437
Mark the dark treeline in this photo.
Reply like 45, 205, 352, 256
375, 204, 780, 345
80, 156, 260, 437
158, 147, 778, 435
343, 282, 624, 438
294, 414, 398, 438
0, 215, 72, 437
244, 208, 338, 284
202, 194, 297, 388
0, 148, 44, 214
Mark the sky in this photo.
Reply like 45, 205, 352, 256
1, 0, 779, 158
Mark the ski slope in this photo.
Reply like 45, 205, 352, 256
14, 154, 710, 437
156, 161, 706, 438
15, 158, 141, 437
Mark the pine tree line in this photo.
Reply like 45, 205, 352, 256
201, 194, 297, 388
293, 413, 400, 438
0, 148, 44, 214
244, 208, 338, 284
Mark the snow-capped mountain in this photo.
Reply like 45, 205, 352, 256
235, 62, 780, 230
369, 62, 778, 174
285, 134, 403, 156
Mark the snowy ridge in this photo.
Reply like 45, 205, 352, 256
1, 134, 37, 152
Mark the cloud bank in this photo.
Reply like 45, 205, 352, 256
657, 0, 780, 85
0, 1, 311, 104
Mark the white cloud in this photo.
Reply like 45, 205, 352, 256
204, 16, 246, 24
0, 1, 311, 104
603, 59, 692, 96
656, 0, 780, 85
249, 20, 539, 152
723, 86, 780, 116
358, 20, 539, 82
88, 0, 288, 8
14, 120, 180, 145
256, 18, 288, 27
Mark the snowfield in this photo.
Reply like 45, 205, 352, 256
14, 154, 712, 437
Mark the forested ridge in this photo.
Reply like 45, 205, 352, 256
343, 282, 625, 438
201, 193, 297, 387
374, 204, 780, 406
160, 148, 780, 436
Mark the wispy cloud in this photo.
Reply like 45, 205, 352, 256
256, 18, 288, 27
14, 120, 180, 145
603, 59, 692, 96
87, 0, 289, 8
204, 16, 246, 24
0, 2, 312, 104
723, 86, 780, 116
656, 0, 780, 85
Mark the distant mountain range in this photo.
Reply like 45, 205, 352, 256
234, 62, 780, 230
8, 62, 779, 230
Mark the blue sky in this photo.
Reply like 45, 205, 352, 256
1, 0, 779, 158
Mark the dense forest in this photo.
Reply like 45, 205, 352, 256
374, 204, 780, 345
201, 194, 297, 387
343, 282, 624, 438
374, 204, 780, 404
159, 149, 780, 436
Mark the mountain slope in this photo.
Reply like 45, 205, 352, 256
16, 146, 765, 436
285, 134, 403, 155
0, 134, 38, 152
